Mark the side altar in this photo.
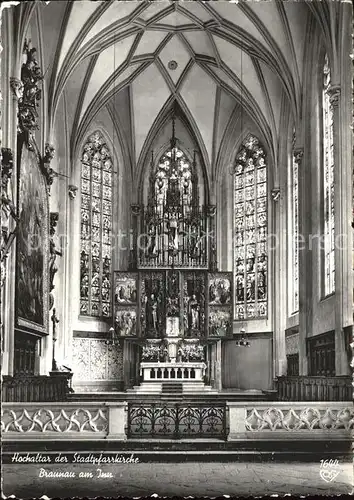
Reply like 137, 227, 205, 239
112, 113, 233, 393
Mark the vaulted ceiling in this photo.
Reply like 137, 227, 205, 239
36, 0, 310, 176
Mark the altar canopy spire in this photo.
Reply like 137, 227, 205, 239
138, 108, 209, 269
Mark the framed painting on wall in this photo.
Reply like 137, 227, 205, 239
15, 138, 49, 335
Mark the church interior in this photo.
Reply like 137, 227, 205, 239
1, 0, 353, 467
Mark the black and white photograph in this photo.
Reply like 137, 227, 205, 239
1, 0, 353, 498
114, 272, 138, 305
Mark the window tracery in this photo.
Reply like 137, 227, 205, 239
233, 135, 268, 319
291, 151, 299, 312
322, 54, 335, 295
153, 147, 195, 211
80, 131, 113, 317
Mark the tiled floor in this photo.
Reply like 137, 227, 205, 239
2, 461, 353, 497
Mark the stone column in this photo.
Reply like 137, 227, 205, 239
272, 187, 286, 377
215, 339, 222, 391
328, 85, 351, 375
228, 403, 247, 440
296, 147, 309, 375
209, 341, 216, 388
63, 185, 78, 362
106, 402, 127, 440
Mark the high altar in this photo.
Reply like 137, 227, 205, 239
113, 115, 233, 393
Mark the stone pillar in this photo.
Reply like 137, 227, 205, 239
209, 341, 216, 387
296, 147, 309, 375
123, 340, 131, 389
272, 187, 286, 377
215, 339, 222, 391
63, 185, 78, 363
227, 403, 247, 440
107, 402, 127, 440
329, 85, 351, 375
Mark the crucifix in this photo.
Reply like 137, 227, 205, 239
51, 308, 59, 371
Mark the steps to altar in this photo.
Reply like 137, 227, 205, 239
68, 389, 272, 401
126, 381, 217, 394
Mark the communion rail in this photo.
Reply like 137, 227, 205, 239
2, 373, 73, 402
2, 402, 353, 444
276, 376, 352, 402
127, 401, 227, 439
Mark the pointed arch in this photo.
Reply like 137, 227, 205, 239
136, 99, 211, 205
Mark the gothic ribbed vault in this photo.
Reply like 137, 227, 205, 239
35, 0, 312, 179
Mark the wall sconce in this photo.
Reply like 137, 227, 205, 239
233, 328, 251, 347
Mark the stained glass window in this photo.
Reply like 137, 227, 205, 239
80, 131, 113, 317
153, 147, 195, 210
233, 134, 268, 319
291, 152, 299, 312
322, 54, 335, 295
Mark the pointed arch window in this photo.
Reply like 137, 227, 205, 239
322, 54, 335, 295
80, 131, 113, 317
151, 147, 197, 210
291, 150, 299, 312
233, 134, 268, 319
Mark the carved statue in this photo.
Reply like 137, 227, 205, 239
51, 308, 59, 339
188, 294, 200, 331
49, 213, 62, 294
18, 40, 43, 134
41, 144, 56, 192
188, 223, 200, 258
145, 293, 160, 333
1, 148, 16, 250
68, 185, 78, 199
147, 222, 157, 256
168, 212, 179, 250
166, 270, 180, 316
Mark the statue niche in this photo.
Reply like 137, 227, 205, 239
183, 273, 206, 337
140, 273, 164, 338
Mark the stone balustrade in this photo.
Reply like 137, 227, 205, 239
140, 362, 206, 382
228, 401, 354, 440
2, 400, 352, 443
